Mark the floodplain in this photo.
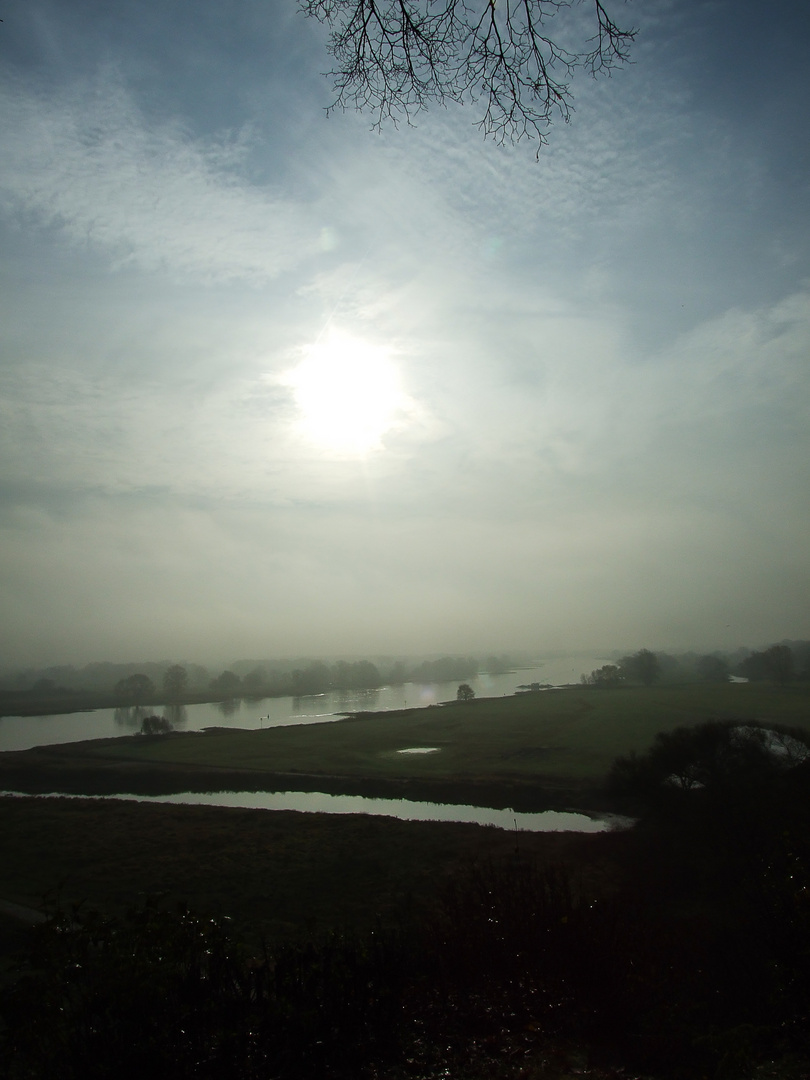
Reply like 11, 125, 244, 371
1, 681, 807, 929
2, 680, 810, 1077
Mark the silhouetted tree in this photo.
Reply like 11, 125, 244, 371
242, 666, 268, 696
696, 654, 730, 683
291, 661, 332, 695
28, 678, 72, 695
140, 714, 172, 735
620, 649, 660, 686
386, 660, 408, 685
581, 664, 624, 688
210, 670, 242, 699
162, 664, 188, 701
302, 0, 636, 148
740, 644, 795, 685
411, 656, 478, 682
333, 660, 381, 691
114, 673, 155, 706
607, 720, 810, 800
457, 683, 475, 701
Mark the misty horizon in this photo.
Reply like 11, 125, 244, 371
2, 640, 806, 686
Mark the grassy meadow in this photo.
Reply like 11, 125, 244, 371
1, 679, 806, 927
83, 681, 810, 777
3, 680, 806, 803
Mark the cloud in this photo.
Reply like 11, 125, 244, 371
0, 69, 319, 283
0, 0, 807, 666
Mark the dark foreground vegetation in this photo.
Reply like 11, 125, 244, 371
2, 803, 809, 1078
3, 714, 810, 1077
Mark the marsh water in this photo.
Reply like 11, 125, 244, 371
0, 656, 608, 753
1, 788, 624, 833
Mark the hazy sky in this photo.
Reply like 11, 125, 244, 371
1, 0, 808, 667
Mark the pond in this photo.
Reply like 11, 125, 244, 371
0, 788, 628, 833
0, 656, 610, 752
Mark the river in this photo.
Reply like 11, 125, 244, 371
0, 656, 609, 753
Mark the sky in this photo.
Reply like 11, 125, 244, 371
0, 0, 808, 668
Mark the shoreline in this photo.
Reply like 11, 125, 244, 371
0, 689, 292, 718
0, 744, 600, 812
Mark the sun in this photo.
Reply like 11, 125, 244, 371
287, 331, 406, 454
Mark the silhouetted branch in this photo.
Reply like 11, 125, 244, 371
302, 0, 636, 146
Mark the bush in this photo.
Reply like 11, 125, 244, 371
140, 714, 172, 735
607, 720, 810, 802
0, 900, 407, 1080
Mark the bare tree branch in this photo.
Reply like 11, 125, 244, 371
301, 0, 636, 147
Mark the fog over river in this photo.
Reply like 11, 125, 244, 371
0, 658, 606, 752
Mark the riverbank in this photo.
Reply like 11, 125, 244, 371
0, 741, 596, 811
5, 685, 810, 1078
0, 794, 620, 944
3, 683, 808, 809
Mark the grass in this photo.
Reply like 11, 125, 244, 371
4, 682, 805, 800
0, 795, 616, 946
2, 681, 808, 933
1, 680, 805, 937
1, 680, 807, 814
87, 682, 810, 774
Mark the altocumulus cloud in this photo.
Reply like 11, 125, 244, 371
0, 70, 318, 283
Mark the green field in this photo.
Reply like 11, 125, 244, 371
56, 681, 810, 775
2, 681, 808, 809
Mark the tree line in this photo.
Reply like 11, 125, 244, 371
581, 641, 810, 688
113, 655, 483, 705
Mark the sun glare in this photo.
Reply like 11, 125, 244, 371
287, 332, 405, 454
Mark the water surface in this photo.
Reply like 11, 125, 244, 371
0, 788, 624, 832
0, 656, 610, 753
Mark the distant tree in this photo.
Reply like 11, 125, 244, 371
351, 660, 381, 689
696, 655, 730, 683
655, 653, 685, 682
210, 670, 242, 699
412, 657, 478, 683
114, 673, 155, 706
29, 678, 72, 696
740, 645, 795, 686
386, 661, 408, 686
332, 660, 380, 691
581, 664, 624, 688
242, 667, 267, 697
457, 683, 475, 702
620, 649, 660, 686
140, 714, 172, 735
291, 661, 332, 695
162, 665, 188, 701
793, 641, 810, 681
